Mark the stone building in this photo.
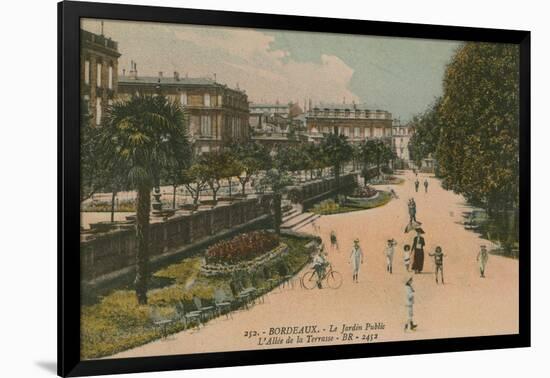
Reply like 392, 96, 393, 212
249, 102, 290, 130
80, 29, 120, 126
392, 119, 412, 163
306, 103, 393, 144
118, 69, 250, 152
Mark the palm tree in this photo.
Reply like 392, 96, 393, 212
99, 94, 190, 304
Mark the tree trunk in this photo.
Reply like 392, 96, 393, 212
228, 177, 232, 198
241, 178, 247, 196
334, 164, 341, 198
273, 193, 282, 235
172, 185, 177, 210
110, 190, 117, 223
135, 184, 151, 305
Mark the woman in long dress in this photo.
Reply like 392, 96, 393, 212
411, 230, 425, 273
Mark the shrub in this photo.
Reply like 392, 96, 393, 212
205, 231, 280, 264
351, 185, 377, 198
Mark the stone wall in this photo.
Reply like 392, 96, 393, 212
286, 173, 358, 210
81, 194, 273, 284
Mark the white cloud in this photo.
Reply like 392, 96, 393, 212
82, 19, 360, 105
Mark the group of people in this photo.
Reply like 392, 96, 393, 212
308, 171, 492, 333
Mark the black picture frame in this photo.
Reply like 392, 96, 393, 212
58, 1, 531, 376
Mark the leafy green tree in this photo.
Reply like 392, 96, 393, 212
232, 142, 271, 196
408, 99, 442, 168
259, 168, 294, 234
99, 94, 190, 304
321, 132, 353, 195
181, 162, 209, 207
436, 42, 519, 212
199, 150, 238, 203
80, 100, 111, 203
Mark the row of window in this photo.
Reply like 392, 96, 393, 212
321, 126, 389, 138
312, 110, 389, 119
84, 60, 114, 90
188, 114, 247, 139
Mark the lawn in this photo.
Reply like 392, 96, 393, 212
80, 233, 315, 360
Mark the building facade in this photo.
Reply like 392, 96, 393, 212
249, 102, 290, 130
306, 103, 393, 144
80, 29, 120, 126
118, 70, 250, 152
392, 120, 412, 163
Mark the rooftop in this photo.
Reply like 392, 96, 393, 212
311, 103, 389, 113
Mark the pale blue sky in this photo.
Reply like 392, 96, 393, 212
83, 19, 461, 121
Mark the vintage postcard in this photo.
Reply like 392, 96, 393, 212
79, 18, 519, 360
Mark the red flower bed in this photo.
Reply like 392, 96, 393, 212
205, 231, 280, 264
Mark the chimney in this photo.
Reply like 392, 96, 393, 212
128, 61, 138, 79
174, 71, 179, 81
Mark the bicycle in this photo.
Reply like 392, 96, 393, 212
301, 263, 343, 290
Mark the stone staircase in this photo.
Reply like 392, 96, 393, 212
281, 205, 321, 231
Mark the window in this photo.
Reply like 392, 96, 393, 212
180, 92, 187, 106
190, 115, 200, 134
84, 60, 90, 85
108, 65, 113, 89
96, 98, 102, 126
354, 127, 360, 137
96, 63, 102, 87
204, 93, 211, 107
201, 115, 212, 136
217, 95, 222, 106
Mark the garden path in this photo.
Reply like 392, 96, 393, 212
110, 170, 518, 359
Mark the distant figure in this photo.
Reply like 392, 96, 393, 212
404, 276, 417, 331
477, 245, 489, 278
390, 188, 399, 199
384, 239, 397, 274
403, 244, 412, 272
424, 179, 429, 193
429, 246, 445, 284
311, 219, 320, 234
408, 198, 417, 223
411, 229, 426, 274
414, 178, 420, 192
330, 230, 339, 252
350, 239, 364, 283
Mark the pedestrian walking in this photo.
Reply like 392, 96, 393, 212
477, 245, 489, 278
404, 276, 417, 331
414, 178, 420, 192
424, 178, 429, 193
350, 238, 364, 283
403, 244, 412, 272
384, 239, 397, 274
408, 198, 417, 223
429, 246, 445, 284
330, 230, 339, 252
411, 229, 426, 273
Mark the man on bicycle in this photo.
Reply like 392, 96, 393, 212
313, 245, 329, 289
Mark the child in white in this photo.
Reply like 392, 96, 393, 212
403, 244, 412, 272
384, 239, 397, 274
350, 239, 364, 283
404, 276, 417, 331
